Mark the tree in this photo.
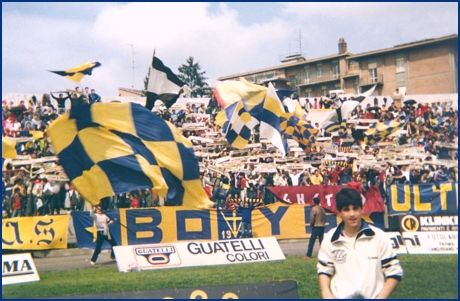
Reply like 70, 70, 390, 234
141, 67, 150, 97
177, 57, 211, 98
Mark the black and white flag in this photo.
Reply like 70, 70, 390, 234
145, 55, 191, 110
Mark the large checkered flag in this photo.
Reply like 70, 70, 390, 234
47, 102, 213, 209
222, 99, 259, 149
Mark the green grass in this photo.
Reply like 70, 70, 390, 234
2, 254, 457, 299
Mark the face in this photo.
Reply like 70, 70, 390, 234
339, 204, 363, 229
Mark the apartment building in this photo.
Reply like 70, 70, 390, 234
218, 34, 458, 98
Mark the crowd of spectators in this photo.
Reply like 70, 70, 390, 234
2, 89, 458, 219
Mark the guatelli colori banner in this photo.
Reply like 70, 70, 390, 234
71, 204, 385, 250
266, 184, 385, 214
388, 182, 458, 215
2, 215, 70, 250
113, 237, 285, 272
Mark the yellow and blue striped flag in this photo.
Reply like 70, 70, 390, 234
258, 83, 286, 156
213, 77, 267, 110
322, 100, 359, 136
48, 61, 101, 83
47, 102, 213, 208
214, 81, 286, 155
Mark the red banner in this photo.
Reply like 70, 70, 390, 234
266, 184, 384, 214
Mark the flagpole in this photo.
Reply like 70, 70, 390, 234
76, 82, 83, 92
102, 211, 137, 235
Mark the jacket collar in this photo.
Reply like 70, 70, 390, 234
331, 219, 375, 242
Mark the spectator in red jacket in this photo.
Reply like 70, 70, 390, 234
328, 166, 343, 185
129, 193, 140, 208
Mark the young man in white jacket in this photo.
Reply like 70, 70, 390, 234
89, 205, 117, 265
317, 188, 403, 299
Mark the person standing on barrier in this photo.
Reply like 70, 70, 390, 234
304, 194, 326, 259
215, 177, 230, 210
317, 188, 403, 299
239, 200, 263, 238
10, 188, 23, 217
90, 204, 117, 265
41, 178, 53, 215
391, 88, 403, 109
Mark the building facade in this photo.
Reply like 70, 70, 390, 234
218, 34, 458, 98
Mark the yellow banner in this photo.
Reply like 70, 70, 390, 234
2, 215, 70, 250
117, 203, 340, 246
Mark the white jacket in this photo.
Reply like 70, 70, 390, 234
317, 221, 403, 299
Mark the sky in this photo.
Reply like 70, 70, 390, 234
2, 2, 458, 97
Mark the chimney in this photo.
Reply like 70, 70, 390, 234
338, 38, 347, 54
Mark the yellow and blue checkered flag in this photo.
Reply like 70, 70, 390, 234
280, 113, 319, 151
223, 99, 259, 149
363, 116, 409, 145
324, 119, 348, 136
47, 102, 213, 208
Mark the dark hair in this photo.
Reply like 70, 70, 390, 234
313, 197, 320, 205
335, 188, 362, 211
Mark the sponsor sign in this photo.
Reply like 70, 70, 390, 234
2, 253, 40, 285
402, 232, 458, 254
113, 237, 285, 272
72, 280, 299, 299
385, 232, 408, 254
2, 215, 70, 250
388, 183, 458, 214
399, 215, 458, 232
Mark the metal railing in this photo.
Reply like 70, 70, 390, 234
298, 71, 341, 85
360, 74, 384, 85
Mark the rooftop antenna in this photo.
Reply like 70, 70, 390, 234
128, 44, 135, 91
299, 29, 302, 55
